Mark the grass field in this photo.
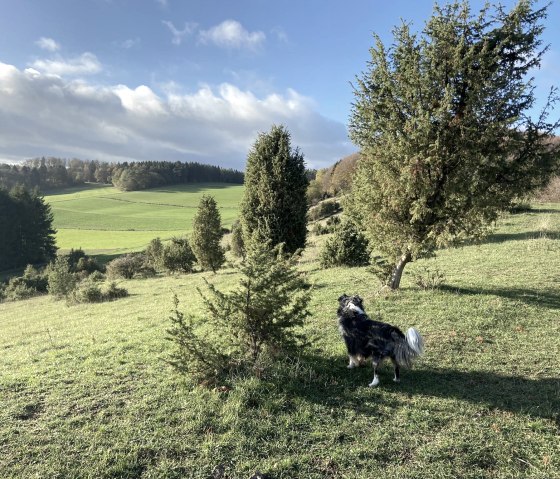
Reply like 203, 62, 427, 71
45, 183, 244, 254
1, 203, 559, 478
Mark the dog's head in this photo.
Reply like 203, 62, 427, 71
338, 294, 365, 316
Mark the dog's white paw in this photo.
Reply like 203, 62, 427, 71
368, 377, 380, 387
347, 363, 356, 369
393, 377, 400, 383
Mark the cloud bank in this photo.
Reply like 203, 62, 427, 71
0, 61, 353, 170
199, 20, 266, 51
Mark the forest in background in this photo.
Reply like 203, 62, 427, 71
0, 157, 244, 192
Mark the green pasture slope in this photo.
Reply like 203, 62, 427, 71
45, 183, 244, 254
1, 204, 559, 478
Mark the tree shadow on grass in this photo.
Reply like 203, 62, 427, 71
440, 284, 560, 310
477, 231, 560, 244
277, 354, 559, 422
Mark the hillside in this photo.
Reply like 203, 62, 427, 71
44, 182, 244, 255
1, 203, 559, 478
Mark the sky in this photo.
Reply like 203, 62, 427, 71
0, 0, 559, 171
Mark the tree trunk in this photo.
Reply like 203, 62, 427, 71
388, 252, 412, 290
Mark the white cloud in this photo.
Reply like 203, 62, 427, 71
35, 37, 61, 52
155, 0, 168, 7
119, 38, 140, 49
162, 21, 197, 45
0, 61, 354, 169
30, 52, 102, 76
199, 20, 265, 51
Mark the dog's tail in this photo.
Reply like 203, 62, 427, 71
394, 327, 424, 368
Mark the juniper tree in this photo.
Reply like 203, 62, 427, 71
191, 195, 226, 273
348, 0, 560, 289
240, 125, 309, 254
201, 237, 311, 363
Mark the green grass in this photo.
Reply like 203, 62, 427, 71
1, 204, 559, 478
45, 183, 244, 254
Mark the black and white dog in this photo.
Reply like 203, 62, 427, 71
337, 294, 424, 387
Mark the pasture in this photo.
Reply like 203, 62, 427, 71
45, 183, 244, 254
0, 203, 559, 478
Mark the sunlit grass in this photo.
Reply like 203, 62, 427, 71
45, 183, 244, 253
1, 203, 559, 478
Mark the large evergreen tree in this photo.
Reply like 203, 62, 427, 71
348, 0, 560, 289
190, 195, 226, 273
0, 186, 57, 271
240, 125, 309, 254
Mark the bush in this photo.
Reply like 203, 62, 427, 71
0, 265, 49, 302
166, 295, 227, 385
230, 219, 245, 258
106, 253, 155, 279
320, 220, 370, 268
162, 237, 196, 273
534, 176, 560, 202
307, 199, 341, 222
104, 281, 129, 300
46, 257, 77, 299
71, 279, 103, 303
76, 256, 103, 274
167, 238, 311, 385
311, 215, 341, 236
144, 238, 164, 270
70, 279, 128, 304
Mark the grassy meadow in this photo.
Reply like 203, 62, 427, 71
1, 199, 559, 478
45, 183, 244, 254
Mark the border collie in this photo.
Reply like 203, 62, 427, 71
337, 294, 424, 387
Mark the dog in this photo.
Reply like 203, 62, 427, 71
337, 294, 424, 387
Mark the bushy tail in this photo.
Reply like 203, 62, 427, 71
394, 327, 424, 368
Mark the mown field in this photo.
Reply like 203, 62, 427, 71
45, 183, 244, 254
1, 202, 559, 478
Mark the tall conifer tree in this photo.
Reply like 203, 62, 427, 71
240, 125, 309, 254
191, 195, 226, 273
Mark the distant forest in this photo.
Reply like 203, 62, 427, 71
0, 157, 244, 192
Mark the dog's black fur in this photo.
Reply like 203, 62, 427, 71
337, 294, 424, 387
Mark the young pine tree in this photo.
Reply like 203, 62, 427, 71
191, 195, 226, 273
201, 237, 311, 363
240, 125, 309, 254
348, 0, 560, 289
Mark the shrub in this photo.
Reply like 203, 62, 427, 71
104, 281, 129, 300
166, 295, 227, 385
412, 266, 446, 290
76, 256, 103, 274
64, 248, 87, 270
70, 279, 128, 304
46, 256, 77, 299
320, 220, 370, 268
307, 199, 341, 222
167, 238, 311, 385
144, 237, 164, 270
534, 176, 560, 203
0, 265, 48, 302
311, 215, 341, 236
162, 237, 196, 273
106, 253, 155, 279
230, 219, 245, 258
71, 279, 103, 303
89, 270, 105, 282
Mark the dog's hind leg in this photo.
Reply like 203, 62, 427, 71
368, 359, 380, 387
391, 357, 400, 383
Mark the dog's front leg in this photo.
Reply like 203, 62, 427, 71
347, 355, 359, 369
369, 360, 380, 387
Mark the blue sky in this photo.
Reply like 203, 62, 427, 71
0, 0, 558, 170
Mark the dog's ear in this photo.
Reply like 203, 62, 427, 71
338, 294, 348, 302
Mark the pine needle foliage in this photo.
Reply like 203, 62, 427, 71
191, 195, 226, 273
347, 0, 560, 289
240, 125, 309, 254
166, 294, 227, 385
200, 238, 311, 363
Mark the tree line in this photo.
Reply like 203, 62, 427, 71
0, 157, 244, 192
